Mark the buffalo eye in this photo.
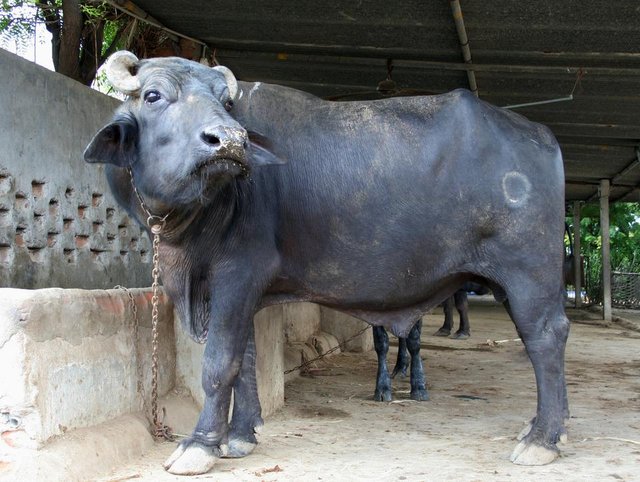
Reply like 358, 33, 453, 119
224, 100, 234, 112
144, 90, 162, 104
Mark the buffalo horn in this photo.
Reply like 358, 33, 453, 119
105, 51, 141, 95
213, 65, 239, 100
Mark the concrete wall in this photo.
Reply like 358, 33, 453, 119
0, 48, 151, 289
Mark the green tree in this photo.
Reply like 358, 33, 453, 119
567, 202, 640, 302
1, 1, 177, 86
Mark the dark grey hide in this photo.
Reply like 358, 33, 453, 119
84, 54, 570, 474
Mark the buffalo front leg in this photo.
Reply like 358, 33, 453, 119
225, 321, 264, 458
164, 306, 253, 475
372, 326, 393, 401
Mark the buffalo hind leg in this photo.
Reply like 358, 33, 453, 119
224, 322, 264, 458
406, 319, 428, 400
391, 337, 409, 378
434, 296, 454, 336
452, 290, 470, 339
505, 292, 569, 465
372, 326, 392, 401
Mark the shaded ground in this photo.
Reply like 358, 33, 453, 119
100, 300, 640, 481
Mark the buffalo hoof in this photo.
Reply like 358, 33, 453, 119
410, 389, 429, 401
225, 438, 257, 458
452, 331, 470, 340
391, 365, 408, 379
517, 420, 533, 441
433, 328, 451, 337
224, 422, 262, 458
163, 441, 223, 475
510, 438, 559, 465
518, 419, 568, 444
374, 388, 392, 402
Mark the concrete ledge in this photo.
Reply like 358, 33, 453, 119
2, 413, 154, 482
0, 287, 175, 449
320, 307, 373, 352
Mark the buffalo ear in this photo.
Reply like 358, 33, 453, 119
247, 131, 286, 167
84, 115, 138, 167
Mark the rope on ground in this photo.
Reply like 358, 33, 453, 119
579, 436, 640, 446
284, 325, 372, 375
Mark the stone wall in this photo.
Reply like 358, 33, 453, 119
0, 48, 151, 289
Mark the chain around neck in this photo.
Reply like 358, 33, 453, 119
127, 167, 173, 234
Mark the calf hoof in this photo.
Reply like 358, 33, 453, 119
452, 331, 470, 340
433, 328, 451, 337
410, 389, 429, 401
510, 439, 559, 465
374, 388, 392, 402
163, 440, 223, 475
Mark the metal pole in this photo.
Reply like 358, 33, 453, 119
599, 180, 612, 321
573, 201, 582, 308
449, 0, 478, 97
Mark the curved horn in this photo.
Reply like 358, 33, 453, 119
213, 65, 239, 100
105, 51, 141, 95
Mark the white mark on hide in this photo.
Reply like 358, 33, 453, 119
238, 89, 244, 99
501, 171, 531, 207
249, 82, 262, 99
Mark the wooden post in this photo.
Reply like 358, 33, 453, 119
599, 180, 612, 321
573, 201, 582, 308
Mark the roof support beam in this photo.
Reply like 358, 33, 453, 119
449, 0, 478, 96
612, 147, 640, 185
104, 0, 207, 47
611, 147, 640, 202
215, 47, 640, 77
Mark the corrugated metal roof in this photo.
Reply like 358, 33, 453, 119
126, 0, 640, 202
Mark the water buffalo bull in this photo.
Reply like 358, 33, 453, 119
84, 51, 570, 475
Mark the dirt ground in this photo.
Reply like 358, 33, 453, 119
100, 299, 640, 482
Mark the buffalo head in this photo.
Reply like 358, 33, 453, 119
84, 51, 281, 207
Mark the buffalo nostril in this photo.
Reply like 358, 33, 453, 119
201, 131, 221, 146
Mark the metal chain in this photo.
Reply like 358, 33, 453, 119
114, 285, 147, 413
149, 225, 174, 441
125, 167, 174, 441
284, 325, 372, 375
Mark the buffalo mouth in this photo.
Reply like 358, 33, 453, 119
191, 156, 249, 178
